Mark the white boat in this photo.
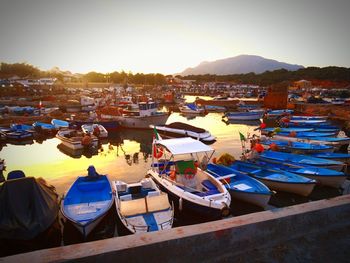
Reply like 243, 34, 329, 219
81, 124, 108, 138
179, 103, 205, 114
150, 122, 216, 144
56, 129, 99, 150
147, 137, 231, 219
114, 178, 174, 235
108, 102, 169, 129
225, 111, 264, 120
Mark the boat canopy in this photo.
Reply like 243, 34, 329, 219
156, 137, 213, 155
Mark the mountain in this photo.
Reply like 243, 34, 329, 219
180, 55, 304, 76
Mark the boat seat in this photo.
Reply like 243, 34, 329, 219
120, 198, 147, 217
146, 194, 171, 212
201, 179, 217, 191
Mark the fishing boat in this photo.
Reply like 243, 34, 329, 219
288, 119, 328, 125
225, 111, 264, 121
61, 167, 114, 238
150, 122, 216, 144
206, 163, 272, 208
251, 160, 347, 188
274, 131, 337, 137
113, 102, 169, 128
56, 129, 99, 150
179, 103, 206, 114
259, 151, 346, 171
260, 139, 334, 153
147, 137, 231, 219
81, 124, 108, 138
114, 178, 174, 235
229, 161, 316, 196
265, 109, 293, 118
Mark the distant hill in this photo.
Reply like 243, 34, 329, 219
180, 55, 304, 76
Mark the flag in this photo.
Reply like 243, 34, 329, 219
153, 127, 162, 140
239, 132, 246, 141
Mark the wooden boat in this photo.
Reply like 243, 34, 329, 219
261, 139, 334, 153
229, 161, 316, 196
225, 111, 264, 121
259, 151, 346, 171
114, 178, 174, 235
251, 160, 347, 188
275, 131, 337, 137
290, 115, 328, 121
288, 119, 328, 125
5, 130, 33, 140
81, 124, 108, 138
206, 163, 272, 208
56, 129, 99, 150
147, 137, 231, 219
261, 127, 313, 135
61, 168, 114, 238
150, 122, 216, 144
179, 103, 205, 114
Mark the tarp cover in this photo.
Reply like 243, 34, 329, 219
0, 177, 59, 240
157, 137, 213, 155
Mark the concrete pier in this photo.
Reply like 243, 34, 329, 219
2, 194, 350, 263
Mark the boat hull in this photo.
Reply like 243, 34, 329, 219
115, 114, 169, 129
229, 190, 270, 208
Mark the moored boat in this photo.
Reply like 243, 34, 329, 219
56, 129, 99, 150
260, 139, 334, 153
179, 103, 206, 114
225, 111, 264, 121
251, 160, 347, 188
259, 151, 346, 171
206, 163, 272, 208
32, 121, 57, 134
51, 119, 70, 129
114, 178, 174, 235
311, 152, 350, 164
150, 122, 216, 144
229, 160, 316, 196
61, 166, 114, 238
147, 137, 231, 219
265, 109, 293, 118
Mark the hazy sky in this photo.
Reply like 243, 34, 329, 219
0, 0, 349, 74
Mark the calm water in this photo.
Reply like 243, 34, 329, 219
0, 96, 262, 195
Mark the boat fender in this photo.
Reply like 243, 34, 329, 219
153, 145, 163, 159
221, 205, 230, 218
82, 134, 92, 146
179, 197, 183, 211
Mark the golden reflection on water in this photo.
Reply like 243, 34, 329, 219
0, 109, 261, 194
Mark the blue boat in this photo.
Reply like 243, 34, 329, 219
259, 151, 345, 171
311, 152, 350, 164
266, 109, 293, 118
206, 163, 272, 208
261, 127, 313, 135
261, 139, 334, 153
10, 124, 33, 132
61, 166, 114, 238
5, 130, 33, 140
283, 122, 338, 129
51, 119, 70, 129
290, 115, 328, 121
228, 160, 316, 196
32, 122, 57, 133
276, 131, 337, 137
251, 160, 347, 188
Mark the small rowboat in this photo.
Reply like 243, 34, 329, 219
61, 168, 114, 238
225, 111, 264, 121
229, 161, 316, 196
206, 163, 272, 208
81, 124, 108, 138
261, 139, 334, 153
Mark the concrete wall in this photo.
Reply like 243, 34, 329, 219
3, 195, 350, 263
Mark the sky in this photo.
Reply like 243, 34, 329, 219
0, 0, 349, 74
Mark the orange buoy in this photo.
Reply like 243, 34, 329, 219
254, 143, 264, 153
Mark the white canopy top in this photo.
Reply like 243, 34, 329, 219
156, 137, 214, 155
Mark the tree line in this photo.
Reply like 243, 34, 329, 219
1, 62, 349, 86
